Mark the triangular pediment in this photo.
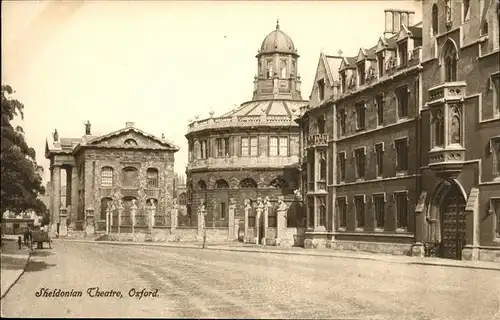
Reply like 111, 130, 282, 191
339, 58, 348, 70
86, 127, 179, 151
376, 38, 387, 53
356, 48, 366, 62
396, 25, 410, 42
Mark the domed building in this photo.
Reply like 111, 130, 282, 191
184, 21, 308, 240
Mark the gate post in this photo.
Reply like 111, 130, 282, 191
171, 199, 178, 233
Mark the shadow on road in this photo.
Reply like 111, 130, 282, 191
24, 260, 56, 273
0, 256, 28, 270
30, 251, 53, 258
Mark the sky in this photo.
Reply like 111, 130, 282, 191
2, 0, 422, 184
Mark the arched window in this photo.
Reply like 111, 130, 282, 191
179, 193, 187, 206
100, 197, 113, 221
239, 178, 257, 188
215, 179, 229, 189
101, 167, 113, 187
197, 180, 207, 190
432, 4, 438, 35
434, 109, 445, 147
124, 139, 138, 146
443, 42, 458, 82
266, 60, 273, 79
122, 167, 138, 187
280, 60, 287, 79
269, 177, 289, 189
146, 168, 159, 188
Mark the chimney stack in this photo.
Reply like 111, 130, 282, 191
125, 122, 135, 128
384, 9, 415, 38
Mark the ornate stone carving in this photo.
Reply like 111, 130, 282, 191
277, 196, 288, 211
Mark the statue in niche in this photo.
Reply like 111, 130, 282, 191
267, 61, 274, 79
450, 116, 461, 144
52, 129, 59, 142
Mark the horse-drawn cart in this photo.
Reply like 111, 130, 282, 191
32, 229, 52, 249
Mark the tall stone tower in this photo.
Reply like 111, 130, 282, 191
253, 20, 303, 101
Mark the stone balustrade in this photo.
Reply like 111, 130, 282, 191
307, 133, 329, 148
187, 114, 297, 133
428, 81, 467, 106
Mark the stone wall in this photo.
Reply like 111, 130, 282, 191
79, 148, 175, 227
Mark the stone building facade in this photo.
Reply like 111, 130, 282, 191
297, 2, 500, 261
185, 21, 308, 243
45, 121, 179, 238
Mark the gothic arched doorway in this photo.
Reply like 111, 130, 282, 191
427, 179, 467, 260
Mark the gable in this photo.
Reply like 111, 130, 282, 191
396, 25, 410, 43
356, 48, 366, 62
376, 38, 386, 53
87, 129, 178, 150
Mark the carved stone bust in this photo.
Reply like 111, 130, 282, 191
277, 196, 288, 211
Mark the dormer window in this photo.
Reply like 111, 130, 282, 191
340, 71, 347, 93
377, 52, 384, 78
124, 139, 138, 146
317, 79, 325, 101
358, 62, 366, 85
432, 4, 438, 35
398, 41, 408, 66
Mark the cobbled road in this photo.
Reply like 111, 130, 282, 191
1, 241, 499, 319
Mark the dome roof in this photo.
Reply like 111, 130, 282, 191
259, 20, 296, 55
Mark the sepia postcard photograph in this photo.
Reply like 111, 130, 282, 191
1, 0, 500, 318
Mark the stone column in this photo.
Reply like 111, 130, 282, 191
228, 199, 236, 240
117, 200, 123, 235
70, 167, 79, 229
106, 208, 111, 234
197, 203, 206, 238
59, 207, 68, 237
85, 208, 95, 237
131, 205, 137, 235
234, 218, 240, 241
50, 165, 61, 235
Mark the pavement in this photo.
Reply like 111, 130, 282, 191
54, 238, 500, 271
0, 237, 31, 300
1, 241, 500, 319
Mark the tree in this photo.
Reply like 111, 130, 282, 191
1, 85, 47, 217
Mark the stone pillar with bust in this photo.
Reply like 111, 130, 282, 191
228, 198, 236, 240
276, 196, 288, 246
85, 208, 95, 237
171, 198, 178, 233
255, 197, 264, 244
59, 206, 68, 237
243, 199, 251, 243
131, 199, 138, 235
262, 197, 271, 245
197, 200, 206, 239
117, 199, 123, 235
